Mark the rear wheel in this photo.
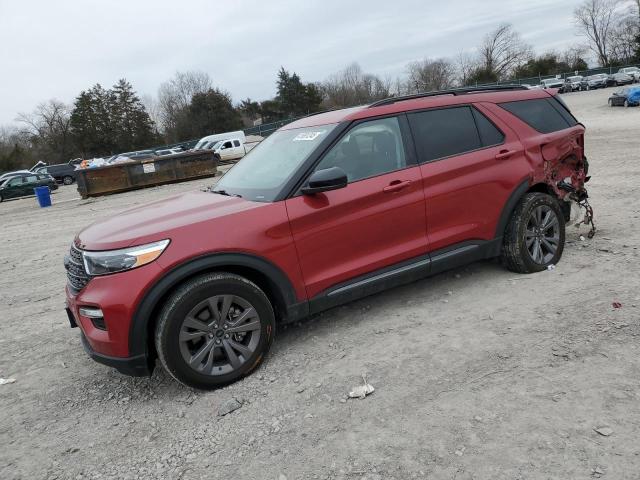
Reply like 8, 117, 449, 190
502, 193, 565, 274
155, 272, 275, 390
62, 176, 73, 185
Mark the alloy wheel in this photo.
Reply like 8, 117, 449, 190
525, 205, 559, 265
178, 294, 261, 376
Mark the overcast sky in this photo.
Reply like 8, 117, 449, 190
0, 0, 586, 125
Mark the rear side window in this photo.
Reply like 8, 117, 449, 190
233, 140, 240, 147
471, 108, 505, 147
408, 106, 481, 162
499, 98, 576, 133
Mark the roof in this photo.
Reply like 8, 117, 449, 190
282, 87, 555, 130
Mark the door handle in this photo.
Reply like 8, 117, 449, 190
383, 180, 412, 193
495, 149, 516, 160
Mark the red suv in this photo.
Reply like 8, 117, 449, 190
65, 85, 590, 389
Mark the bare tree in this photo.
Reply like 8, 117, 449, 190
609, 15, 639, 62
158, 71, 212, 137
561, 44, 590, 70
16, 100, 72, 162
478, 24, 532, 79
321, 63, 391, 108
574, 0, 620, 65
140, 94, 161, 134
405, 58, 456, 93
455, 51, 477, 86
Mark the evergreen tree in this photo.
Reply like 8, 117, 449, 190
70, 84, 116, 157
275, 67, 322, 118
112, 79, 156, 152
70, 80, 156, 157
174, 89, 243, 140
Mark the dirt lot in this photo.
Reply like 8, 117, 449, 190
1, 88, 640, 480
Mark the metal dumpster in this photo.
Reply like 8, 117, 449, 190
75, 151, 218, 198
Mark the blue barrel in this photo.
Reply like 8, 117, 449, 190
34, 186, 52, 208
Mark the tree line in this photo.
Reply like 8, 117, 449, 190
1, 0, 638, 172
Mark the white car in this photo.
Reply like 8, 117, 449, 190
618, 67, 640, 82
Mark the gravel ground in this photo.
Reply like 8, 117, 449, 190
1, 88, 640, 480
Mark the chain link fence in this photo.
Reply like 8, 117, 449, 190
479, 62, 640, 87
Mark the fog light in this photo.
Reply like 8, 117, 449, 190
79, 307, 103, 318
79, 307, 107, 331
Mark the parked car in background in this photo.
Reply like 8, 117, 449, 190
107, 150, 156, 163
154, 148, 183, 156
0, 172, 58, 201
36, 161, 78, 185
0, 170, 32, 182
607, 72, 634, 87
0, 161, 47, 183
540, 77, 564, 90
194, 131, 246, 151
564, 75, 584, 92
608, 86, 640, 107
618, 67, 640, 82
64, 85, 590, 389
585, 74, 609, 89
211, 138, 257, 162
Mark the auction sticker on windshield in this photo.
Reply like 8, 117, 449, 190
293, 131, 325, 142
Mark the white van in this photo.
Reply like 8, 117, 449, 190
193, 131, 246, 151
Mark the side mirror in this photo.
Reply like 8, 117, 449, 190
301, 167, 348, 195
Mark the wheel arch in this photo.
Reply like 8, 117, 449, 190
129, 253, 306, 364
495, 179, 567, 240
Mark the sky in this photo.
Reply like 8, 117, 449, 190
0, 0, 586, 125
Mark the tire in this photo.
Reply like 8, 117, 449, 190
62, 176, 73, 185
0, 193, 3, 202
608, 99, 613, 107
501, 193, 565, 274
155, 272, 275, 390
624, 100, 629, 108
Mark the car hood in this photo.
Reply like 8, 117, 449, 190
76, 190, 264, 250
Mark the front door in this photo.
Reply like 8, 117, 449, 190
285, 115, 428, 300
4, 176, 25, 199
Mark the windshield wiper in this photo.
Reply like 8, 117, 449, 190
211, 189, 242, 198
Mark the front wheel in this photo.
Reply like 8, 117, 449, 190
624, 100, 629, 108
608, 99, 613, 107
155, 272, 275, 390
501, 193, 565, 274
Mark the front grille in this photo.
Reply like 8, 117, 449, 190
66, 245, 91, 292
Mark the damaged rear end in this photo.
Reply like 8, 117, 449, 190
534, 93, 595, 237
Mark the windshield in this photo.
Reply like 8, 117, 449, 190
214, 124, 337, 202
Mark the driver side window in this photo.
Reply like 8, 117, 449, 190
315, 116, 407, 183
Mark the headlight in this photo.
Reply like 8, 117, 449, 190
82, 239, 170, 276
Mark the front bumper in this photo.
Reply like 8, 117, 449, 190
80, 332, 151, 376
65, 261, 164, 375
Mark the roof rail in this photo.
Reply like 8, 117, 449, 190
368, 84, 528, 108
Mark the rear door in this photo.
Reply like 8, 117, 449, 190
232, 139, 243, 158
409, 105, 529, 252
22, 175, 40, 196
285, 115, 428, 300
496, 96, 585, 191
